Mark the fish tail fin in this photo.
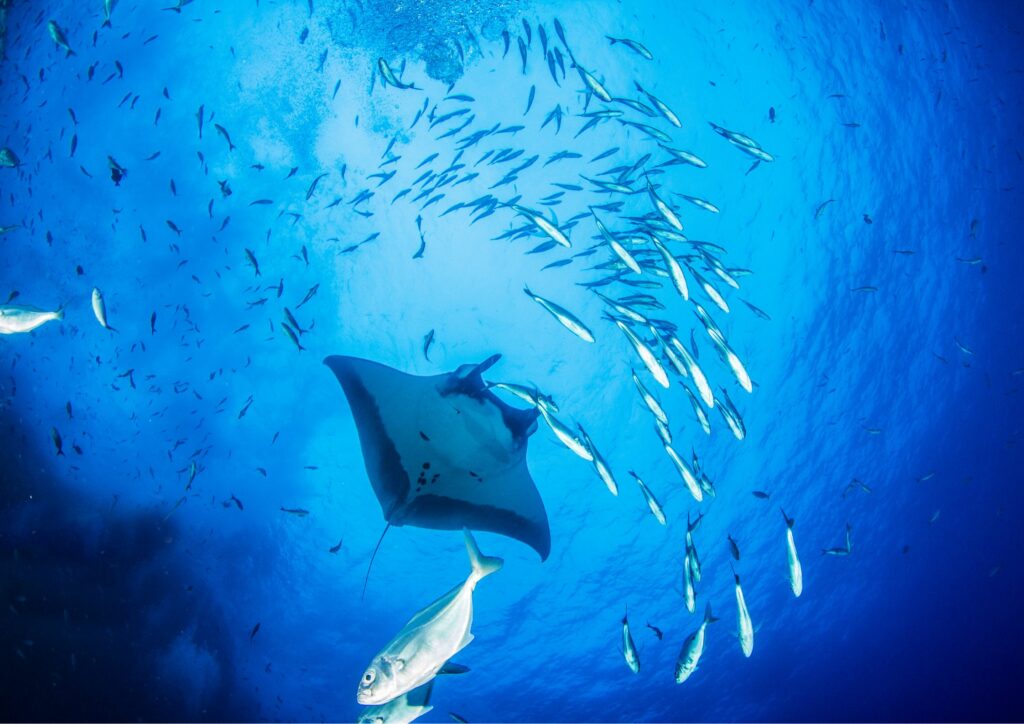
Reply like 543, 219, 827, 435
781, 507, 794, 528
107, 324, 119, 334
704, 603, 720, 624
605, 36, 617, 44
102, 20, 111, 28
57, 449, 65, 457
55, 306, 65, 321
464, 528, 502, 586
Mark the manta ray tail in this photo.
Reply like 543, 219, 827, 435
361, 522, 391, 601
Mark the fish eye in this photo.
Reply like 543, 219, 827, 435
362, 670, 376, 685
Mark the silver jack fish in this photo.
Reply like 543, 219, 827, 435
357, 530, 502, 705
0, 304, 64, 334
675, 603, 719, 683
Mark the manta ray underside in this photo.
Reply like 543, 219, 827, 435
324, 354, 551, 561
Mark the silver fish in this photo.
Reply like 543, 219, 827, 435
357, 531, 501, 705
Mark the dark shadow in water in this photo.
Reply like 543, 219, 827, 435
0, 409, 258, 722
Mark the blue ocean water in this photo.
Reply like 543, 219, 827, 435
1, 0, 1022, 721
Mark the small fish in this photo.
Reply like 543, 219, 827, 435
244, 248, 261, 277
823, 524, 852, 556
91, 288, 117, 331
281, 322, 305, 351
647, 179, 683, 232
186, 460, 198, 490
378, 58, 418, 90
423, 329, 435, 361
51, 427, 65, 456
306, 173, 328, 201
622, 609, 640, 673
728, 535, 740, 561
734, 572, 754, 657
523, 286, 593, 343
645, 623, 663, 640
196, 104, 205, 139
329, 538, 344, 554
47, 20, 76, 56
675, 604, 719, 684
606, 36, 653, 60
524, 85, 536, 115
214, 123, 236, 151
814, 199, 835, 219
752, 490, 770, 500
250, 622, 261, 641
628, 471, 666, 525
280, 507, 310, 517
954, 337, 973, 356
296, 283, 320, 308
514, 206, 571, 247
782, 509, 803, 597
163, 496, 187, 522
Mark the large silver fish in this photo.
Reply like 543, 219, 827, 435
675, 603, 719, 683
0, 304, 63, 334
357, 530, 502, 705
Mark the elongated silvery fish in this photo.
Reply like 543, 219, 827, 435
377, 58, 418, 90
91, 287, 115, 331
734, 572, 754, 657
537, 404, 592, 462
650, 234, 688, 301
515, 206, 571, 248
578, 425, 617, 496
593, 213, 641, 274
664, 443, 702, 502
487, 382, 559, 414
675, 603, 719, 683
782, 509, 803, 597
47, 20, 75, 56
0, 304, 64, 334
605, 35, 652, 60
612, 318, 668, 388
622, 610, 640, 673
682, 550, 696, 613
357, 530, 502, 705
524, 286, 594, 343
628, 471, 665, 525
632, 369, 668, 426
658, 145, 706, 168
574, 62, 612, 102
716, 388, 746, 440
681, 384, 711, 434
647, 179, 683, 232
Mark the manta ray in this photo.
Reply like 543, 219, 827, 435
324, 354, 551, 566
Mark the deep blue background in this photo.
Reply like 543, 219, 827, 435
1, 0, 1022, 721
